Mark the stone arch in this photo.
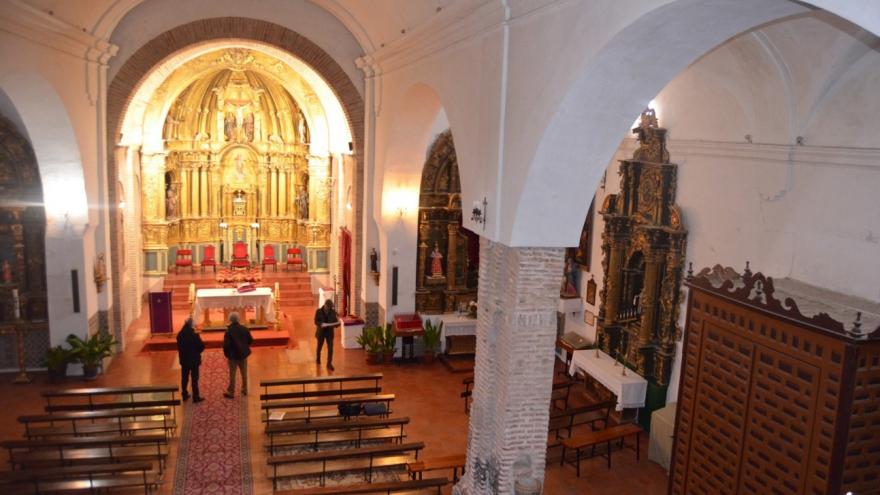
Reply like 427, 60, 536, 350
107, 17, 365, 335
515, 0, 879, 247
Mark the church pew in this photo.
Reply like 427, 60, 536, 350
2, 433, 170, 473
268, 441, 424, 490
547, 399, 616, 447
275, 476, 448, 495
262, 394, 394, 423
19, 406, 175, 439
0, 461, 159, 494
407, 454, 466, 482
265, 416, 410, 454
560, 422, 643, 476
260, 374, 383, 402
462, 377, 574, 414
42, 385, 180, 417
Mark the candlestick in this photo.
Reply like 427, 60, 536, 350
11, 288, 20, 320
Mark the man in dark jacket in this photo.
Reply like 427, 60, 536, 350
223, 312, 253, 398
314, 299, 340, 370
176, 317, 205, 403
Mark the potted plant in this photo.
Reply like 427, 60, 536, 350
44, 345, 74, 383
422, 319, 443, 364
381, 323, 396, 364
66, 332, 116, 380
357, 327, 383, 365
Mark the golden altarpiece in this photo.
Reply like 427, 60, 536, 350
0, 117, 49, 369
596, 110, 687, 419
415, 131, 479, 313
141, 50, 331, 273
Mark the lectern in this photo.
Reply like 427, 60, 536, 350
148, 291, 173, 334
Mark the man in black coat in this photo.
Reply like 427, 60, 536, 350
223, 312, 253, 398
176, 317, 205, 403
314, 299, 340, 370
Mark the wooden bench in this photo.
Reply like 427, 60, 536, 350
463, 377, 573, 414
407, 454, 466, 482
268, 441, 424, 489
0, 461, 159, 494
547, 400, 616, 446
260, 374, 382, 402
560, 422, 643, 476
19, 407, 175, 439
42, 385, 180, 416
274, 476, 448, 494
275, 476, 448, 495
265, 416, 409, 454
2, 433, 170, 473
460, 376, 474, 413
262, 394, 394, 423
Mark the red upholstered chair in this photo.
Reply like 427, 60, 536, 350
262, 245, 277, 272
201, 245, 217, 273
286, 247, 305, 272
230, 241, 250, 269
175, 249, 194, 274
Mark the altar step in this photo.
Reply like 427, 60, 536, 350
142, 329, 289, 352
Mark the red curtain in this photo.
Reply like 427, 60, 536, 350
339, 227, 351, 316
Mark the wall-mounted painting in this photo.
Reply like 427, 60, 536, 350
585, 276, 597, 306
584, 310, 596, 326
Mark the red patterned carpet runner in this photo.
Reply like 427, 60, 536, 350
173, 350, 252, 495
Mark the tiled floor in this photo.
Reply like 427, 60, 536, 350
0, 302, 668, 494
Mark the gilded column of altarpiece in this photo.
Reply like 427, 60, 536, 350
596, 110, 687, 387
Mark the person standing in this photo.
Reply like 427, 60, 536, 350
176, 317, 205, 403
314, 299, 340, 370
223, 312, 253, 398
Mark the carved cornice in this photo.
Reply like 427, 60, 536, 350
0, 0, 118, 64
686, 263, 880, 341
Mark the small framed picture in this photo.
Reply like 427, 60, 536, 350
585, 277, 597, 306
584, 310, 596, 326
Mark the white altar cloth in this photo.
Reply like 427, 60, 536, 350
421, 314, 477, 353
192, 288, 275, 323
569, 349, 648, 411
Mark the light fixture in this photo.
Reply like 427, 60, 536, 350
219, 221, 228, 229
118, 200, 126, 209
396, 205, 408, 217
251, 222, 260, 229
471, 197, 488, 230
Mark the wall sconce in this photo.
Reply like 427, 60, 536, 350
219, 221, 228, 229
118, 200, 126, 210
251, 222, 260, 229
396, 205, 408, 217
471, 197, 487, 230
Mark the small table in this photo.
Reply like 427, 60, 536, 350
392, 313, 423, 363
569, 349, 648, 411
558, 332, 591, 369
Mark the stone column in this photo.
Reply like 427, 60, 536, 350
455, 239, 563, 495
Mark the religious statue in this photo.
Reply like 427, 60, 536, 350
224, 111, 236, 141
370, 248, 378, 273
165, 184, 177, 218
297, 111, 308, 143
234, 153, 247, 182
296, 185, 309, 219
1, 259, 12, 284
430, 243, 443, 278
94, 254, 107, 293
243, 112, 255, 142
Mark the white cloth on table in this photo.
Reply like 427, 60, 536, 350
192, 288, 275, 323
569, 349, 648, 411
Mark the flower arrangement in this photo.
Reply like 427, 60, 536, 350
467, 300, 478, 319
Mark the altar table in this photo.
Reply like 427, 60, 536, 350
192, 287, 276, 325
569, 349, 647, 411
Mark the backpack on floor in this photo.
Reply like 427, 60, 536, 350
363, 402, 387, 416
338, 403, 362, 418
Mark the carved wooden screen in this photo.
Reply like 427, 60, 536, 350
671, 265, 880, 495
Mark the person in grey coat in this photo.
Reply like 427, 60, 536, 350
223, 312, 253, 398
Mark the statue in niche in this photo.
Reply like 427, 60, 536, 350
165, 184, 177, 218
1, 259, 12, 284
297, 112, 308, 144
224, 112, 236, 141
243, 112, 255, 142
296, 184, 309, 219
430, 243, 444, 278
234, 153, 247, 182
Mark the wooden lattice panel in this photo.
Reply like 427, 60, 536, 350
740, 346, 819, 494
842, 345, 880, 493
686, 322, 754, 494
